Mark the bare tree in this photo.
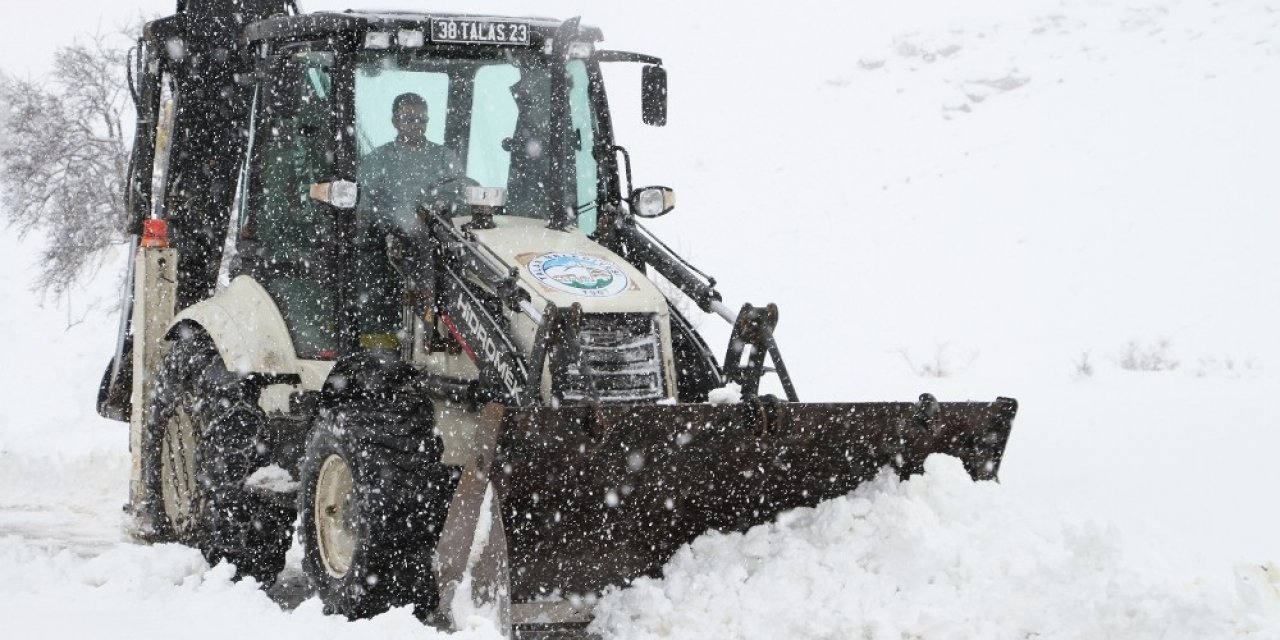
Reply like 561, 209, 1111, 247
1072, 350, 1094, 379
897, 341, 978, 378
0, 33, 131, 299
1117, 338, 1179, 372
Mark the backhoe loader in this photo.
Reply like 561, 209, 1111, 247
97, 2, 1017, 636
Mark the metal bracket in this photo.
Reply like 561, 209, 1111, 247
722, 303, 799, 402
526, 303, 596, 404
435, 403, 511, 631
912, 393, 941, 433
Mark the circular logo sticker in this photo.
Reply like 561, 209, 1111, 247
527, 252, 629, 298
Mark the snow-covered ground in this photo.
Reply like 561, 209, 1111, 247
591, 457, 1280, 639
3, 0, 1280, 637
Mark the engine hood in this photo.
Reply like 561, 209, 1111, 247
464, 216, 668, 315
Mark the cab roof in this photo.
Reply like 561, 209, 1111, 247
242, 10, 603, 47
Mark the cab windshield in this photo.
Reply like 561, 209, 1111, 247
354, 50, 600, 233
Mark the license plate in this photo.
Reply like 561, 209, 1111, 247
431, 18, 530, 45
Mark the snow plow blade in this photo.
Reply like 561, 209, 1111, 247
488, 396, 1017, 600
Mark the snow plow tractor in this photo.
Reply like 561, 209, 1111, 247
96, 1, 1018, 635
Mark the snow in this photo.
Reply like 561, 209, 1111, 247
591, 456, 1280, 639
449, 482, 499, 630
705, 381, 742, 405
245, 464, 301, 494
2, 0, 1280, 637
0, 534, 496, 639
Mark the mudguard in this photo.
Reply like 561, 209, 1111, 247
168, 276, 306, 380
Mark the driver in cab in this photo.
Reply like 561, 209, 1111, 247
358, 92, 463, 226
355, 92, 463, 346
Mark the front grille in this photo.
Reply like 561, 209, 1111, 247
557, 314, 666, 404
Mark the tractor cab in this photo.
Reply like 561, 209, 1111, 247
229, 12, 662, 360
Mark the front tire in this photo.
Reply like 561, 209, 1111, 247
298, 402, 456, 619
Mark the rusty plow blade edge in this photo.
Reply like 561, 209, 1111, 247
490, 397, 1017, 600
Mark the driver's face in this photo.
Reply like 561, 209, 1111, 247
393, 103, 427, 140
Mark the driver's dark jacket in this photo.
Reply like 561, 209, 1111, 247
358, 139, 462, 229
355, 140, 462, 336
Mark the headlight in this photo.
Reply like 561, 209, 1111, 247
364, 31, 392, 49
631, 186, 677, 218
397, 30, 425, 48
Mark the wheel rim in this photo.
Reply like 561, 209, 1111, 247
315, 454, 357, 578
160, 392, 200, 537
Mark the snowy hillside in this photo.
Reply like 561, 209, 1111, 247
2, 0, 1280, 638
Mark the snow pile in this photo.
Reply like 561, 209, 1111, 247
706, 382, 742, 405
591, 455, 1280, 640
245, 464, 301, 493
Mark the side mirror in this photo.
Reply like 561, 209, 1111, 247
629, 186, 676, 218
641, 65, 667, 126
